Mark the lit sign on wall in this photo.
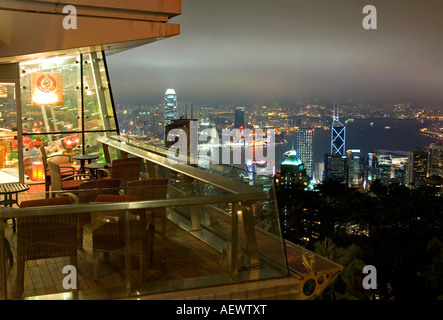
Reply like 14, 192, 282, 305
31, 72, 64, 106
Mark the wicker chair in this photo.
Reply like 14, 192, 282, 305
126, 178, 169, 239
16, 196, 77, 298
91, 194, 154, 281
38, 145, 76, 198
65, 179, 122, 249
99, 157, 141, 183
48, 161, 91, 198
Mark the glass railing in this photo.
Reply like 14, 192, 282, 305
103, 135, 283, 236
0, 179, 288, 300
101, 135, 287, 266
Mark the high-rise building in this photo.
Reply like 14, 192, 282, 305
324, 153, 347, 183
393, 168, 405, 185
315, 162, 325, 182
274, 149, 309, 239
407, 150, 428, 186
377, 163, 392, 185
274, 149, 322, 244
331, 103, 346, 156
165, 117, 198, 164
366, 152, 378, 183
234, 107, 245, 129
346, 149, 365, 188
370, 150, 409, 186
279, 149, 309, 186
429, 143, 443, 177
296, 127, 314, 178
164, 88, 178, 124
376, 154, 392, 185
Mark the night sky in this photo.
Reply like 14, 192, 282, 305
106, 0, 443, 108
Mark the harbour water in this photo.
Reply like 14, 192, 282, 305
199, 118, 438, 178
279, 118, 438, 168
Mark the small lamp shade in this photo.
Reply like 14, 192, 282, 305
31, 161, 44, 181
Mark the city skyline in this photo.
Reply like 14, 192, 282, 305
106, 0, 443, 108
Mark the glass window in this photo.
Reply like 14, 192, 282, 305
20, 55, 81, 134
18, 51, 118, 182
82, 52, 117, 132
0, 82, 20, 182
19, 52, 118, 155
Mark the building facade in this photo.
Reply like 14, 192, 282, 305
346, 149, 365, 188
429, 143, 443, 178
324, 154, 347, 183
296, 127, 314, 178
330, 104, 346, 156
164, 88, 178, 125
407, 150, 429, 186
234, 107, 245, 129
274, 149, 309, 240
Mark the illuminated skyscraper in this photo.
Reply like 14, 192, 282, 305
331, 103, 346, 156
429, 143, 443, 177
274, 149, 309, 239
164, 88, 178, 124
279, 149, 309, 185
324, 154, 347, 183
315, 162, 325, 182
296, 127, 314, 178
234, 107, 245, 129
407, 150, 428, 186
346, 149, 365, 188
366, 152, 378, 183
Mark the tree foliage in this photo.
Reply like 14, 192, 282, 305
277, 178, 443, 300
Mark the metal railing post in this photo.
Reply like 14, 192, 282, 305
242, 201, 259, 268
231, 202, 239, 280
124, 209, 131, 295
0, 220, 8, 300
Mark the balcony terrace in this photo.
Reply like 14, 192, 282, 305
0, 0, 342, 300
0, 136, 342, 300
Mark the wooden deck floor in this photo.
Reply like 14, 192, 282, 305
3, 184, 227, 300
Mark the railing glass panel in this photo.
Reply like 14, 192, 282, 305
0, 180, 288, 300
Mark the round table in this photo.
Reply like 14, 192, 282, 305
0, 182, 30, 272
0, 182, 30, 208
85, 163, 111, 180
73, 154, 99, 174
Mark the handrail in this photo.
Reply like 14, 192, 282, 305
0, 192, 268, 220
98, 136, 265, 195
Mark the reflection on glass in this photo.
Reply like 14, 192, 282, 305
20, 55, 81, 134
0, 82, 19, 182
82, 52, 116, 131
18, 52, 118, 181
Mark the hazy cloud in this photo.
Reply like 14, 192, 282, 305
106, 0, 443, 107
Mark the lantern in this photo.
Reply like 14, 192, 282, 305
64, 137, 73, 152
31, 161, 44, 181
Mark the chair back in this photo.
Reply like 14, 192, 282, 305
38, 145, 48, 169
39, 145, 71, 166
74, 178, 123, 230
20, 196, 72, 208
78, 179, 122, 203
127, 178, 168, 215
17, 196, 76, 261
95, 194, 140, 203
91, 194, 144, 253
110, 157, 142, 181
48, 161, 63, 193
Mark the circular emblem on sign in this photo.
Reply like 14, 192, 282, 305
36, 74, 57, 92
